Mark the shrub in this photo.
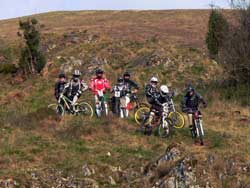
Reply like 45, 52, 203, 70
219, 5, 250, 85
18, 18, 46, 74
206, 9, 228, 58
0, 63, 18, 74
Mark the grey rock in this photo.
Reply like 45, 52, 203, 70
109, 176, 116, 185
160, 177, 176, 188
145, 143, 198, 188
82, 164, 95, 177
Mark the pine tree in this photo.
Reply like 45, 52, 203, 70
206, 9, 229, 59
18, 18, 46, 74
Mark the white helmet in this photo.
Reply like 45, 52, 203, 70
73, 69, 81, 77
150, 77, 158, 83
160, 85, 169, 96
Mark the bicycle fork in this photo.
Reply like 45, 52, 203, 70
195, 119, 204, 137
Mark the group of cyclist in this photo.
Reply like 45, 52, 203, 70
54, 68, 207, 138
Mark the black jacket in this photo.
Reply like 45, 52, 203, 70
55, 81, 66, 99
112, 84, 126, 98
145, 84, 158, 98
153, 92, 174, 106
181, 92, 207, 112
148, 92, 174, 113
63, 79, 88, 99
123, 80, 139, 94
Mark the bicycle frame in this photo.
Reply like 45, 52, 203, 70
150, 103, 169, 125
161, 103, 170, 128
58, 95, 73, 111
168, 99, 176, 113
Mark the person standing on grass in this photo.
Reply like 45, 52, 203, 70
89, 69, 111, 117
54, 72, 67, 101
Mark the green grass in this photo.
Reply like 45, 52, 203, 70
67, 139, 89, 153
206, 129, 227, 149
190, 65, 206, 75
1, 146, 33, 161
0, 10, 249, 187
113, 146, 154, 160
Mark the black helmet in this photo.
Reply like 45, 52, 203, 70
96, 68, 104, 75
123, 72, 130, 78
186, 85, 195, 93
59, 72, 66, 78
117, 77, 123, 83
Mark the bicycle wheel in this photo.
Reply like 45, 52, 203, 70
77, 102, 94, 118
196, 121, 204, 145
102, 101, 108, 116
138, 103, 149, 108
158, 118, 172, 138
134, 106, 150, 125
48, 103, 64, 116
168, 111, 185, 129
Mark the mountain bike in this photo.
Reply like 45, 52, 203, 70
167, 99, 185, 128
122, 93, 148, 118
141, 103, 173, 138
48, 94, 93, 118
135, 99, 184, 128
95, 90, 108, 117
111, 91, 148, 119
191, 110, 205, 145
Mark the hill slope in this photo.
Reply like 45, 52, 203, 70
0, 10, 249, 187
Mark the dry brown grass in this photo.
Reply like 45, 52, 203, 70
0, 10, 234, 49
0, 9, 249, 187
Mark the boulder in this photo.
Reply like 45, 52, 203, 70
109, 176, 116, 185
144, 143, 198, 188
82, 164, 95, 177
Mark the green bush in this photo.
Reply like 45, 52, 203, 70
0, 47, 15, 62
18, 18, 46, 74
221, 84, 250, 106
0, 63, 18, 74
36, 52, 46, 73
206, 82, 250, 106
206, 9, 228, 58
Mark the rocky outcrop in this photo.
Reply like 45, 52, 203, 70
60, 56, 84, 73
143, 143, 199, 188
138, 143, 250, 188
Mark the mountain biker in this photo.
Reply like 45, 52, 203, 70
89, 69, 111, 115
145, 77, 159, 105
123, 72, 139, 102
180, 85, 207, 137
63, 70, 88, 108
111, 77, 126, 115
55, 72, 67, 100
142, 85, 174, 134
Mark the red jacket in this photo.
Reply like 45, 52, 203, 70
89, 77, 111, 95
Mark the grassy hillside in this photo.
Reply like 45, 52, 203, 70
0, 10, 249, 187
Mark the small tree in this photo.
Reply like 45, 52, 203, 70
206, 9, 229, 58
18, 18, 46, 74
220, 3, 250, 85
